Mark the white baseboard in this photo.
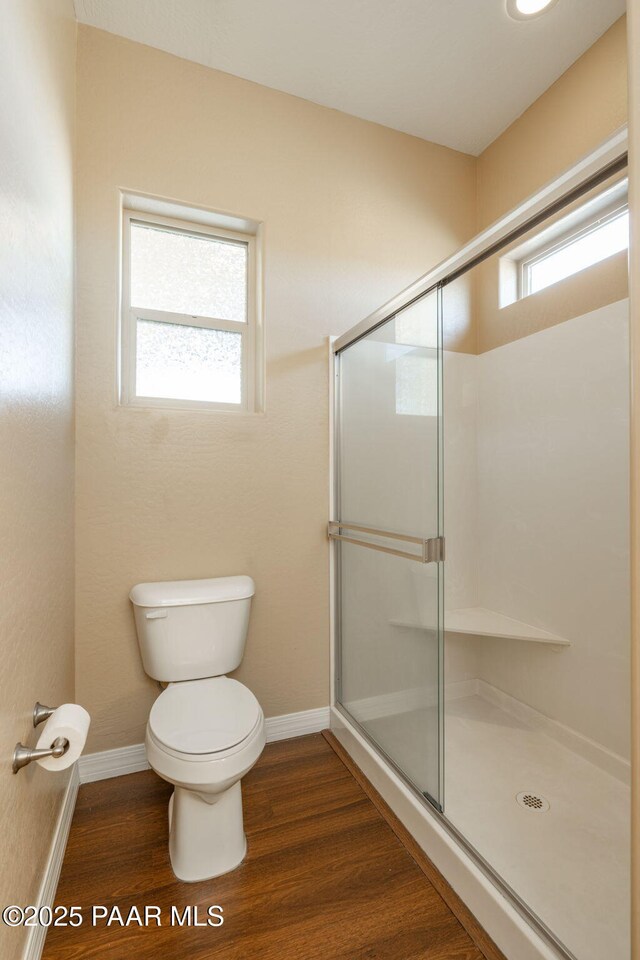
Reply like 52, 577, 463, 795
78, 705, 331, 784
22, 767, 79, 960
79, 742, 150, 784
264, 705, 330, 742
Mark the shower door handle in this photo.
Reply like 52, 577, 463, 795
328, 521, 444, 564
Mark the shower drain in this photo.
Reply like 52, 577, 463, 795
516, 791, 550, 812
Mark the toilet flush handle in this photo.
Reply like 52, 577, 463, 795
145, 609, 168, 620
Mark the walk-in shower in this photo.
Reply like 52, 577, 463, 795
330, 139, 630, 960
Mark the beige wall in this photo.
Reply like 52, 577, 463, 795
477, 15, 628, 230
74, 26, 477, 752
441, 17, 629, 357
73, 14, 629, 754
0, 2, 76, 958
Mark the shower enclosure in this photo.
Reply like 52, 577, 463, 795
330, 138, 630, 960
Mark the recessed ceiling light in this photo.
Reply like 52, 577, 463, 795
506, 0, 560, 20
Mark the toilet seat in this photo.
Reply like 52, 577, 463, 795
149, 676, 261, 757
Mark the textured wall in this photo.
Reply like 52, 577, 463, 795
477, 15, 628, 229
74, 26, 477, 752
0, 2, 76, 958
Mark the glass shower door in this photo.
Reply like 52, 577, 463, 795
334, 288, 444, 808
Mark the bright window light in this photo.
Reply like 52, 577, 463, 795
525, 209, 629, 295
121, 208, 260, 411
130, 224, 247, 322
136, 319, 242, 404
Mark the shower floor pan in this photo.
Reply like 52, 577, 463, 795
357, 692, 629, 960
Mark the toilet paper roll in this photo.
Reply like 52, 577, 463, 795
35, 704, 91, 771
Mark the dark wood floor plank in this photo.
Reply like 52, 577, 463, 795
322, 730, 507, 960
42, 733, 488, 960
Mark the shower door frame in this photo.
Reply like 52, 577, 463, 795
331, 290, 446, 809
329, 127, 629, 960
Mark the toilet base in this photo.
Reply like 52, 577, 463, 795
168, 782, 247, 882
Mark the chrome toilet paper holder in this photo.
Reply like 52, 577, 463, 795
12, 702, 69, 774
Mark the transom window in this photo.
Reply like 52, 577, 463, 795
121, 209, 259, 411
499, 177, 628, 307
521, 205, 629, 297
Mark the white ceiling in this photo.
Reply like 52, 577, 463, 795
73, 0, 625, 155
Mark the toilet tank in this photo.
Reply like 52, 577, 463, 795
129, 576, 255, 682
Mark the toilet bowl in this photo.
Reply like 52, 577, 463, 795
145, 677, 266, 881
130, 576, 265, 882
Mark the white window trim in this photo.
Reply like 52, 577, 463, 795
121, 208, 259, 412
498, 174, 628, 309
519, 201, 629, 299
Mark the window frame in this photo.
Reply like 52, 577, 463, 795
519, 200, 629, 299
121, 209, 257, 412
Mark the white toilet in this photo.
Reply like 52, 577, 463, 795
129, 575, 266, 882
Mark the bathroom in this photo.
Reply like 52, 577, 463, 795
1, 1, 639, 959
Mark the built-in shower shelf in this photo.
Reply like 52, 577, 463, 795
391, 606, 570, 646
446, 607, 570, 645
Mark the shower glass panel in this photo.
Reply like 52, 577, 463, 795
441, 174, 630, 960
334, 164, 630, 960
336, 289, 444, 807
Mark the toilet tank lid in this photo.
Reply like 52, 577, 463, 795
129, 576, 255, 608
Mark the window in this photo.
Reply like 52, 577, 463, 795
121, 208, 260, 411
521, 206, 629, 297
499, 178, 628, 307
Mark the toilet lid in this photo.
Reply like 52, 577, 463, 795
149, 677, 261, 755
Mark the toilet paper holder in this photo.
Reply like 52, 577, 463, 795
12, 737, 69, 774
33, 701, 56, 727
12, 702, 69, 774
